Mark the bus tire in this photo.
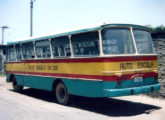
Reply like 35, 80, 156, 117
55, 82, 70, 105
12, 76, 23, 92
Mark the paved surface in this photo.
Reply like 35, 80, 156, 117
0, 76, 165, 120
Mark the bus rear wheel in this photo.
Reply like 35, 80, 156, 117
12, 76, 23, 92
55, 82, 70, 105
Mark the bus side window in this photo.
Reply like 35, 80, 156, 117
35, 40, 51, 58
15, 44, 22, 61
22, 42, 35, 59
8, 45, 16, 62
51, 36, 71, 57
71, 31, 99, 56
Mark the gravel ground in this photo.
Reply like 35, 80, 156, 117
1, 76, 165, 120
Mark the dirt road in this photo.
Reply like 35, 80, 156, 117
0, 76, 164, 120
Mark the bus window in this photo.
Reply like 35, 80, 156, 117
133, 29, 155, 54
8, 45, 16, 62
101, 28, 135, 55
35, 40, 51, 58
51, 36, 71, 57
71, 31, 99, 56
22, 42, 35, 59
15, 44, 22, 61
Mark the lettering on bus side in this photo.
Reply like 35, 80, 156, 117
48, 65, 58, 71
27, 65, 58, 71
137, 62, 154, 68
120, 63, 133, 70
36, 65, 46, 70
29, 65, 35, 70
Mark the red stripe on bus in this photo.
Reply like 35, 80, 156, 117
7, 56, 157, 64
6, 71, 158, 81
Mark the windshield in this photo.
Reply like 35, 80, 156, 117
101, 28, 135, 54
133, 29, 155, 54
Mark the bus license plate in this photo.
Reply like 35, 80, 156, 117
134, 77, 143, 82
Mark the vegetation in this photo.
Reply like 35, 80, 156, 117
146, 25, 165, 34
152, 25, 165, 33
146, 25, 165, 39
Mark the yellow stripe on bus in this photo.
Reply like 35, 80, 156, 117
6, 60, 158, 76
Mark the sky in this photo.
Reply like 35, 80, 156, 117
0, 0, 165, 44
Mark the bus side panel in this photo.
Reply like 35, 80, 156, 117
62, 79, 103, 97
15, 75, 24, 86
23, 75, 54, 91
23, 75, 32, 87
21, 75, 104, 97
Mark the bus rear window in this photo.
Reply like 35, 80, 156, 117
133, 29, 155, 54
101, 28, 135, 55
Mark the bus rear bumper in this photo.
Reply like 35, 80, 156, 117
104, 83, 160, 97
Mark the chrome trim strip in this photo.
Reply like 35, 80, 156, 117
12, 73, 103, 81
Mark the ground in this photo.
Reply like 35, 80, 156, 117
0, 76, 165, 120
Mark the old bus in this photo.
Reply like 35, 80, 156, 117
6, 24, 160, 105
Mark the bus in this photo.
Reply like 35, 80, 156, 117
6, 24, 160, 105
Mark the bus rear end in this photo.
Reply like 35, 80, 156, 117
102, 56, 159, 97
101, 26, 160, 97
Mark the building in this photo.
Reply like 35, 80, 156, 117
0, 45, 6, 74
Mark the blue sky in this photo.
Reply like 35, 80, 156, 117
0, 0, 165, 44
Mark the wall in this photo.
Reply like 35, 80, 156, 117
0, 45, 6, 74
152, 38, 165, 98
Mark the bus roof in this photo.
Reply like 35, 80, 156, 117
7, 24, 151, 45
